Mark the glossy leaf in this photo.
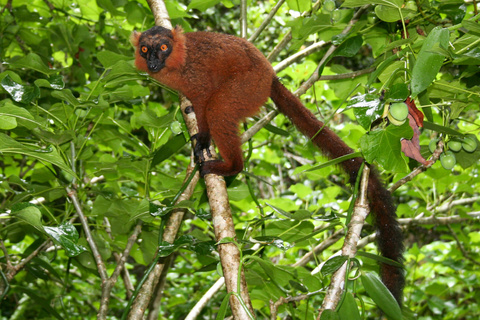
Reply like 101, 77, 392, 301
1, 75, 40, 104
347, 93, 383, 130
34, 75, 65, 89
44, 223, 87, 257
411, 27, 449, 97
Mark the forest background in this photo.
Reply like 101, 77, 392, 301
0, 0, 480, 319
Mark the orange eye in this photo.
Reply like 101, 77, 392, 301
141, 46, 148, 53
160, 44, 168, 51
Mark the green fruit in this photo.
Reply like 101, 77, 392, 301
324, 0, 336, 12
170, 121, 182, 135
448, 140, 462, 152
429, 139, 438, 153
389, 102, 409, 122
405, 0, 417, 11
387, 112, 406, 126
440, 151, 456, 170
332, 9, 342, 21
462, 135, 478, 152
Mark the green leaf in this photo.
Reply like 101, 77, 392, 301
11, 205, 44, 233
157, 241, 176, 257
360, 122, 412, 172
265, 220, 315, 243
0, 102, 41, 129
335, 35, 363, 57
164, 0, 192, 19
291, 209, 312, 220
347, 93, 383, 130
0, 133, 77, 177
97, 50, 132, 68
321, 256, 348, 275
265, 202, 294, 219
423, 121, 462, 136
33, 128, 75, 145
411, 27, 449, 97
124, 2, 147, 25
14, 286, 64, 320
304, 152, 362, 172
338, 292, 361, 320
461, 20, 480, 34
0, 114, 17, 129
227, 181, 250, 201
151, 134, 187, 167
51, 89, 80, 107
290, 184, 313, 199
264, 123, 290, 137
287, 0, 311, 12
34, 75, 65, 89
187, 0, 220, 11
9, 53, 53, 75
216, 293, 231, 320
375, 5, 409, 22
385, 83, 409, 101
342, 0, 403, 8
320, 309, 340, 320
1, 75, 40, 104
361, 272, 402, 320
44, 223, 87, 257
134, 109, 175, 129
103, 60, 144, 88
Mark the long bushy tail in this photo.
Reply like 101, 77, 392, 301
270, 78, 405, 304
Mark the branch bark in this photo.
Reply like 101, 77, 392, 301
318, 165, 371, 318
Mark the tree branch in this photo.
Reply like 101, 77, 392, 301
318, 165, 370, 317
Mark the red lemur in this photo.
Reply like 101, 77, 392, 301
132, 26, 405, 305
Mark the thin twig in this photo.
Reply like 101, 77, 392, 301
249, 0, 286, 43
267, 0, 323, 62
185, 277, 226, 320
273, 40, 327, 73
297, 5, 370, 97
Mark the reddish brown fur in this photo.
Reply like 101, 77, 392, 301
133, 26, 405, 305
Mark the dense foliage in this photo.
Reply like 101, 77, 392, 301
1, 0, 479, 319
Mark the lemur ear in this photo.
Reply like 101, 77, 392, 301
172, 25, 184, 38
130, 31, 141, 47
